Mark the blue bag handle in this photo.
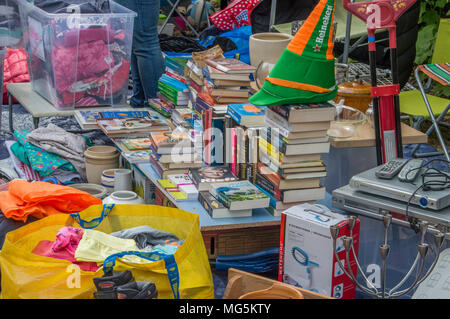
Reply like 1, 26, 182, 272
103, 250, 180, 299
70, 204, 180, 299
70, 204, 115, 229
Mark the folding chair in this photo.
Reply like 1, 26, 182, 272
159, 0, 209, 38
399, 18, 450, 161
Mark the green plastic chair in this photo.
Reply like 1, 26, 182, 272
399, 18, 450, 160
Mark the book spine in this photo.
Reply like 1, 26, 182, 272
226, 106, 242, 125
255, 173, 283, 201
258, 137, 287, 160
268, 105, 291, 122
203, 108, 213, 166
223, 115, 233, 168
230, 127, 237, 176
198, 192, 214, 218
211, 117, 224, 165
165, 58, 185, 75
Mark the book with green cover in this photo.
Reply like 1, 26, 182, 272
209, 180, 270, 211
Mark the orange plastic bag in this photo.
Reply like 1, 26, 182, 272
0, 180, 102, 222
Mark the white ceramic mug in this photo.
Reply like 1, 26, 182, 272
114, 169, 133, 192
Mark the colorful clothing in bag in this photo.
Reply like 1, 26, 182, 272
14, 129, 76, 176
32, 240, 99, 272
52, 226, 84, 254
74, 229, 149, 264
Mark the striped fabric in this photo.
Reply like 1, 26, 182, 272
418, 63, 450, 86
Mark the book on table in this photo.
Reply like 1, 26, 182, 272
204, 58, 256, 74
198, 191, 252, 218
209, 180, 270, 211
227, 103, 266, 128
267, 102, 336, 123
205, 65, 252, 81
188, 165, 238, 192
167, 173, 198, 200
157, 179, 192, 201
149, 131, 194, 155
255, 173, 325, 203
259, 136, 330, 156
256, 163, 322, 191
97, 117, 170, 137
121, 137, 153, 151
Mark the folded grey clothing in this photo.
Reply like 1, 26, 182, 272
110, 225, 183, 250
27, 124, 87, 179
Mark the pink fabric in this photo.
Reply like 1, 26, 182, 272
52, 226, 84, 254
32, 240, 99, 272
51, 39, 112, 94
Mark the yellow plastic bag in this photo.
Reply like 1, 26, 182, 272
0, 204, 214, 299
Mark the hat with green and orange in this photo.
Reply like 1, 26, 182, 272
249, 0, 337, 106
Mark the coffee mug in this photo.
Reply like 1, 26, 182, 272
114, 169, 133, 192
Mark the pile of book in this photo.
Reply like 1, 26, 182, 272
150, 130, 202, 180
149, 54, 191, 117
255, 102, 335, 216
189, 165, 270, 218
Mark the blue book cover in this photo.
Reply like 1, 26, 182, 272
227, 103, 266, 125
255, 184, 277, 208
160, 74, 188, 92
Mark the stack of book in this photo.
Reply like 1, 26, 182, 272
74, 109, 154, 130
202, 58, 256, 105
149, 130, 202, 179
157, 74, 190, 108
188, 165, 269, 218
255, 102, 336, 216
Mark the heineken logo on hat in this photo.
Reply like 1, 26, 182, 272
314, 4, 334, 52
249, 0, 338, 106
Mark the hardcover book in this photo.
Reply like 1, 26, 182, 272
209, 180, 270, 211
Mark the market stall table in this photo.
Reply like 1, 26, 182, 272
134, 162, 281, 259
323, 120, 428, 192
5, 82, 140, 132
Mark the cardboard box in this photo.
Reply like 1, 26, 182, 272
278, 204, 360, 299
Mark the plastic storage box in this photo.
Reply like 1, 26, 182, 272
17, 0, 136, 110
0, 0, 23, 48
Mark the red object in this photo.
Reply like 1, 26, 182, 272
88, 59, 131, 98
209, 0, 261, 31
343, 0, 416, 164
3, 48, 30, 104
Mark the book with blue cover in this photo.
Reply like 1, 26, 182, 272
227, 103, 266, 128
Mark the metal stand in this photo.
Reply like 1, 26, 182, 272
330, 214, 446, 299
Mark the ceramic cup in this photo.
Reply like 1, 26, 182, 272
114, 168, 133, 192
103, 190, 145, 205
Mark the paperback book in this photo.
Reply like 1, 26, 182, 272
198, 191, 252, 218
209, 180, 270, 211
188, 165, 238, 192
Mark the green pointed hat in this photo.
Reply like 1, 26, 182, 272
249, 0, 337, 106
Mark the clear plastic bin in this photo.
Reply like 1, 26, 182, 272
17, 0, 136, 110
0, 0, 23, 48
